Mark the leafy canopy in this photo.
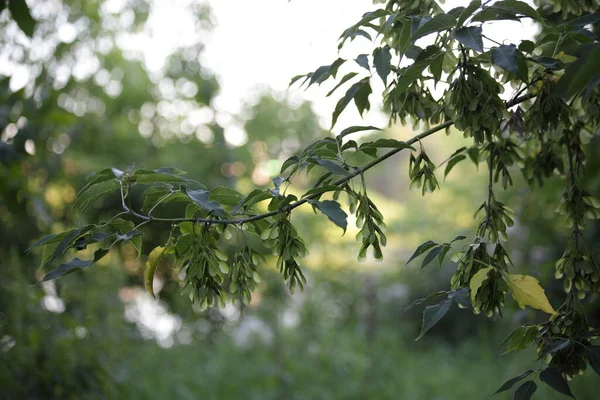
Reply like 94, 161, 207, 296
14, 0, 600, 396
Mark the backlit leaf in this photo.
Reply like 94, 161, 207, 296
145, 246, 166, 298
507, 273, 556, 315
469, 267, 492, 304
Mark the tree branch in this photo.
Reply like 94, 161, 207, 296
123, 93, 537, 226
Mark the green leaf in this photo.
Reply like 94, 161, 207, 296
532, 56, 565, 71
331, 79, 364, 128
373, 46, 392, 85
326, 72, 359, 97
309, 58, 345, 86
154, 166, 185, 175
455, 26, 484, 53
585, 346, 600, 376
491, 0, 542, 22
563, 12, 600, 27
413, 13, 457, 40
539, 340, 570, 358
519, 40, 535, 54
184, 188, 225, 216
514, 381, 537, 400
554, 45, 600, 99
469, 266, 492, 304
133, 169, 192, 185
493, 370, 533, 394
540, 367, 575, 399
359, 139, 415, 156
448, 288, 471, 308
38, 250, 108, 283
354, 78, 372, 116
473, 8, 521, 23
355, 54, 370, 71
209, 187, 244, 207
420, 246, 442, 270
8, 0, 36, 37
498, 325, 538, 354
457, 0, 481, 26
405, 291, 449, 311
406, 240, 439, 265
145, 246, 166, 298
444, 155, 466, 179
281, 155, 300, 174
27, 233, 60, 252
301, 185, 340, 199
339, 125, 381, 140
396, 58, 435, 93
238, 189, 273, 211
314, 159, 348, 175
491, 45, 520, 75
72, 179, 120, 215
416, 299, 452, 340
309, 200, 348, 232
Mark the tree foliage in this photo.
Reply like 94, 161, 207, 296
10, 0, 600, 396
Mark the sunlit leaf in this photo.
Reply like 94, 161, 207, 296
506, 273, 556, 315
469, 267, 492, 304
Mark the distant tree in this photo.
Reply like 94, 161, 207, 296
11, 0, 600, 397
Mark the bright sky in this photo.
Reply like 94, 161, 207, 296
140, 0, 536, 145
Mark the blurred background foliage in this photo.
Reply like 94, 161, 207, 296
0, 1, 598, 399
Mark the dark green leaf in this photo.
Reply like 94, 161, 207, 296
281, 155, 300, 174
301, 185, 340, 199
8, 0, 36, 37
585, 346, 600, 376
492, 0, 542, 22
354, 79, 372, 116
373, 46, 392, 85
413, 13, 457, 40
451, 235, 467, 243
444, 155, 466, 179
339, 125, 381, 140
289, 74, 307, 87
416, 299, 452, 340
519, 40, 535, 54
309, 200, 348, 232
326, 72, 359, 97
238, 189, 274, 211
455, 26, 484, 53
331, 79, 364, 128
355, 54, 370, 71
27, 233, 59, 252
513, 381, 537, 400
210, 187, 244, 206
38, 249, 108, 283
540, 367, 575, 398
396, 58, 435, 93
405, 291, 448, 311
154, 166, 185, 175
421, 246, 442, 270
491, 45, 520, 75
72, 179, 120, 215
457, 0, 482, 26
563, 12, 600, 27
314, 159, 347, 175
309, 58, 345, 86
493, 370, 533, 394
448, 288, 471, 308
554, 46, 600, 99
50, 225, 95, 266
396, 19, 412, 55
360, 138, 415, 151
406, 240, 439, 265
532, 56, 565, 70
133, 169, 192, 185
429, 52, 444, 84
539, 340, 570, 358
473, 8, 520, 23
184, 188, 224, 216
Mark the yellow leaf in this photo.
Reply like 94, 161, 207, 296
145, 246, 166, 298
469, 267, 493, 304
506, 274, 556, 315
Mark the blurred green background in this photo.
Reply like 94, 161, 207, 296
1, 1, 599, 399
